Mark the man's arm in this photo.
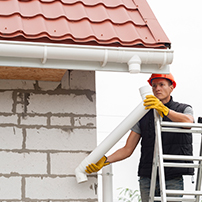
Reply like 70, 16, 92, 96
144, 95, 194, 123
167, 109, 194, 123
85, 130, 141, 174
107, 131, 141, 163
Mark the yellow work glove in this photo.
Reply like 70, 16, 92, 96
85, 156, 110, 174
144, 95, 169, 118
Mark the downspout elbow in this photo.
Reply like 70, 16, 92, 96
127, 55, 141, 73
75, 158, 89, 183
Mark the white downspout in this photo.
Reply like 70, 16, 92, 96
102, 164, 113, 202
75, 85, 152, 183
127, 55, 141, 73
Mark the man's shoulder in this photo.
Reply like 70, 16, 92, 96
171, 99, 192, 111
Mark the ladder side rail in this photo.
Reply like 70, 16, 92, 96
149, 122, 159, 202
195, 163, 202, 202
154, 111, 167, 202
195, 133, 202, 202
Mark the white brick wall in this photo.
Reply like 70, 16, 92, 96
0, 127, 23, 149
23, 93, 96, 114
26, 177, 97, 200
0, 177, 22, 199
70, 71, 95, 91
0, 79, 35, 90
50, 116, 71, 126
51, 152, 88, 174
0, 115, 18, 124
26, 128, 96, 151
74, 116, 96, 127
0, 92, 13, 113
20, 115, 47, 125
0, 152, 47, 174
0, 70, 98, 202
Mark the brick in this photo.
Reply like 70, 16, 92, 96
38, 81, 60, 91
50, 152, 88, 175
20, 115, 47, 126
61, 70, 70, 90
0, 127, 23, 149
25, 177, 97, 200
70, 71, 95, 91
0, 115, 18, 125
16, 104, 25, 114
0, 177, 21, 199
74, 116, 96, 127
26, 94, 96, 115
26, 128, 96, 151
0, 79, 35, 90
0, 152, 47, 174
0, 91, 13, 113
50, 116, 71, 126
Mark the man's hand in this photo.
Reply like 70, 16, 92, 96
144, 95, 169, 117
85, 156, 110, 174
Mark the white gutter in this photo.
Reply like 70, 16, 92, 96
0, 40, 173, 73
75, 85, 152, 183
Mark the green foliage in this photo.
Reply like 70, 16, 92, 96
118, 187, 141, 202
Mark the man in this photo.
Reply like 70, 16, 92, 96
85, 73, 194, 201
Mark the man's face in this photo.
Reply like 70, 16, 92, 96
151, 78, 174, 104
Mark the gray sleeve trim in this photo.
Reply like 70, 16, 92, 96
183, 106, 193, 116
131, 121, 141, 134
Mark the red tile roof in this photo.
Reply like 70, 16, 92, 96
0, 0, 171, 49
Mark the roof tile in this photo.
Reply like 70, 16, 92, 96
0, 0, 170, 48
44, 0, 137, 9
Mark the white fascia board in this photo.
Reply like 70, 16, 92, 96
0, 40, 173, 74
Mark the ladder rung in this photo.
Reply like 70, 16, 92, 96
161, 127, 202, 133
166, 190, 202, 196
154, 196, 196, 201
161, 121, 202, 128
163, 154, 202, 161
164, 162, 199, 168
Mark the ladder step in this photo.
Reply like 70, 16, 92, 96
166, 190, 202, 195
161, 127, 202, 133
164, 162, 199, 168
154, 196, 196, 201
161, 121, 202, 128
163, 154, 202, 161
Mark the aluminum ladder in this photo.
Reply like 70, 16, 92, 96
149, 111, 202, 202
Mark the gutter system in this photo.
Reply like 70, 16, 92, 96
75, 85, 152, 183
0, 40, 173, 73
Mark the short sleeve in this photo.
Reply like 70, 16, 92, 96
131, 121, 141, 134
183, 106, 193, 116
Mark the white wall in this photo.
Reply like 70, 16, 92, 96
0, 70, 98, 201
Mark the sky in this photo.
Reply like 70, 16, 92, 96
96, 0, 202, 201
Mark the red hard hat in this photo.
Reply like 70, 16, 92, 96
147, 73, 176, 88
